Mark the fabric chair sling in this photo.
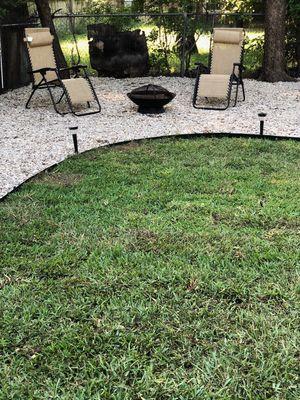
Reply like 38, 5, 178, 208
193, 28, 245, 110
24, 27, 101, 116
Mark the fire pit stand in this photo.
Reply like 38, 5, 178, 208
127, 84, 176, 114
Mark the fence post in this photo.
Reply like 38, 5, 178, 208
180, 12, 188, 77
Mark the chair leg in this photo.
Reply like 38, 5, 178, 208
56, 90, 65, 105
233, 84, 239, 107
25, 87, 38, 109
45, 81, 64, 115
192, 67, 201, 108
241, 81, 246, 101
225, 83, 233, 110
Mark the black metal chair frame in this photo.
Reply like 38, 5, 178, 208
26, 64, 101, 117
192, 31, 246, 111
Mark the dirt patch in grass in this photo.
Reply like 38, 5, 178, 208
34, 172, 83, 187
127, 228, 161, 253
113, 141, 141, 152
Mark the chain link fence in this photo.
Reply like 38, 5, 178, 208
53, 11, 264, 77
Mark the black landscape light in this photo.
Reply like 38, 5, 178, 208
69, 126, 79, 154
258, 112, 267, 136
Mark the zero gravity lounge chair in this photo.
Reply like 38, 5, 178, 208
193, 28, 245, 110
24, 27, 101, 116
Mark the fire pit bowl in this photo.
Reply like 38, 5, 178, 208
127, 84, 176, 114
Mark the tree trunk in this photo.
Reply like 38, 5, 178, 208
177, 1, 204, 75
261, 0, 292, 81
34, 0, 68, 71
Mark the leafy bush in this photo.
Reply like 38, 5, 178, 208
83, 0, 135, 31
244, 35, 264, 72
287, 0, 300, 74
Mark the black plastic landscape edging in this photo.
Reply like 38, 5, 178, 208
1, 131, 299, 202
192, 132, 300, 141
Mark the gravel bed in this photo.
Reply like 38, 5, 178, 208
0, 77, 299, 199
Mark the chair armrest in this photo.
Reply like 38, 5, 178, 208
59, 64, 87, 73
31, 67, 57, 75
74, 64, 88, 69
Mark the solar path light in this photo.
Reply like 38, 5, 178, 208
69, 126, 79, 154
258, 112, 267, 136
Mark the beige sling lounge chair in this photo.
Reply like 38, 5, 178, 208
193, 28, 245, 110
24, 27, 101, 116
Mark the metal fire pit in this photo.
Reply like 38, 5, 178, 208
127, 84, 176, 114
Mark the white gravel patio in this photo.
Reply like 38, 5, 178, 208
0, 77, 299, 199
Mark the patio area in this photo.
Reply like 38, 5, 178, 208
0, 76, 299, 199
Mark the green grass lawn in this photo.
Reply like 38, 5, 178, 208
0, 137, 299, 399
